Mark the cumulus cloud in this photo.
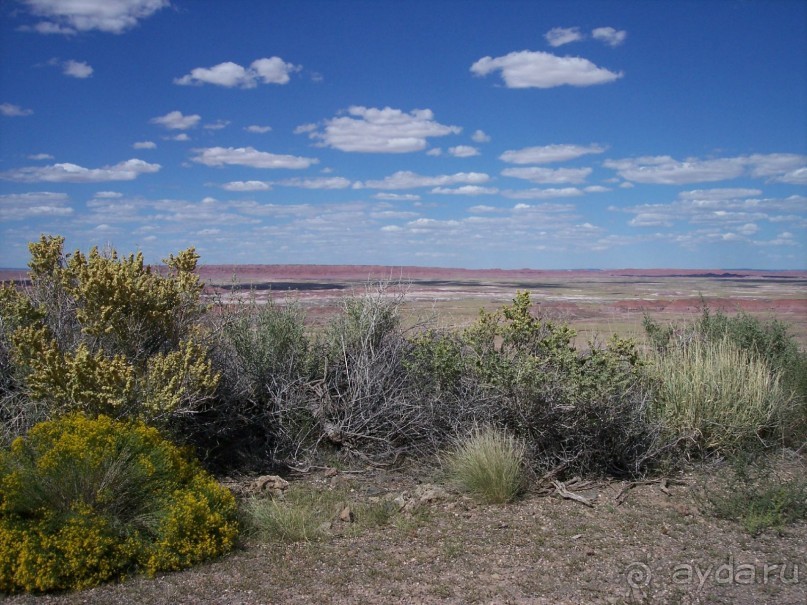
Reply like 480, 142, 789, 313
503, 187, 584, 200
472, 130, 491, 143
373, 193, 421, 201
448, 145, 480, 158
357, 171, 490, 190
501, 166, 592, 184
133, 140, 156, 149
19, 0, 169, 34
471, 50, 623, 88
617, 191, 807, 233
545, 27, 584, 47
592, 27, 627, 47
1, 103, 33, 117
62, 59, 93, 78
308, 106, 461, 153
221, 181, 272, 192
0, 158, 160, 183
94, 191, 123, 198
174, 57, 300, 88
0, 191, 73, 220
191, 146, 317, 169
204, 120, 230, 130
150, 110, 201, 130
500, 144, 606, 164
604, 154, 807, 185
431, 186, 499, 195
246, 125, 272, 133
278, 177, 352, 189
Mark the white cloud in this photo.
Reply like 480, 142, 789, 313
448, 145, 480, 158
278, 177, 352, 189
191, 146, 318, 169
0, 103, 33, 117
0, 191, 73, 220
545, 27, 584, 47
472, 130, 491, 143
221, 180, 272, 192
0, 158, 160, 183
745, 153, 807, 183
28, 153, 54, 160
20, 0, 169, 34
592, 27, 627, 47
94, 191, 122, 198
308, 106, 461, 153
678, 188, 762, 201
294, 123, 317, 134
133, 140, 156, 149
246, 125, 272, 133
471, 50, 623, 88
500, 144, 606, 164
170, 133, 190, 142
431, 186, 499, 195
737, 223, 759, 235
503, 187, 584, 200
372, 193, 421, 201
204, 120, 230, 130
426, 148, 442, 156
174, 57, 300, 88
501, 166, 592, 184
150, 110, 201, 130
604, 156, 744, 184
358, 171, 490, 190
63, 59, 93, 78
197, 228, 221, 236
605, 154, 807, 184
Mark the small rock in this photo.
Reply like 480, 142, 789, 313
339, 505, 354, 523
251, 475, 289, 498
318, 521, 333, 533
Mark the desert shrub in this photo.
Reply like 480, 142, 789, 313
0, 413, 238, 593
0, 236, 217, 445
647, 336, 791, 453
307, 282, 433, 460
460, 292, 658, 477
444, 426, 525, 504
202, 296, 313, 468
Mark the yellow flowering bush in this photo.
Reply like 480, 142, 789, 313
0, 414, 239, 594
0, 235, 217, 440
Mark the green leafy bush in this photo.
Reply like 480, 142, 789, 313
461, 292, 657, 477
0, 236, 217, 445
0, 413, 239, 593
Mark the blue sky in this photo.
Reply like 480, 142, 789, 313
1, 0, 806, 270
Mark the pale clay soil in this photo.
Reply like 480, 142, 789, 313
4, 458, 806, 605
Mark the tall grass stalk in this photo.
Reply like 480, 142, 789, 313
650, 337, 792, 452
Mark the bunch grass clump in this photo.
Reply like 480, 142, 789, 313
0, 414, 239, 594
648, 337, 792, 453
444, 426, 525, 504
